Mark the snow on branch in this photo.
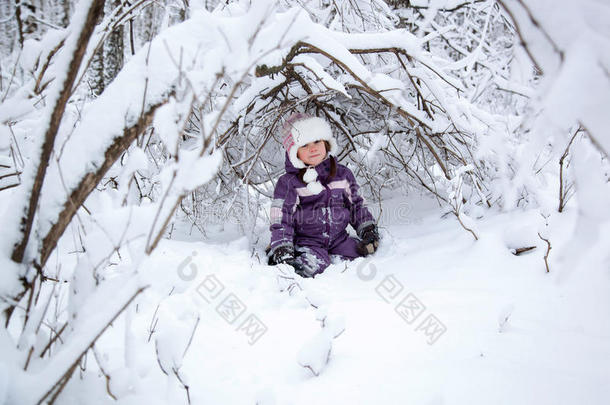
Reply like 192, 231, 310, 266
0, 2, 538, 402
9, 0, 105, 264
14, 274, 146, 404
35, 2, 304, 264
38, 97, 169, 268
498, 0, 610, 157
252, 19, 498, 180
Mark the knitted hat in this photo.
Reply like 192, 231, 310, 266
281, 113, 338, 169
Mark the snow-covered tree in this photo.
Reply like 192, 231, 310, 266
0, 0, 608, 403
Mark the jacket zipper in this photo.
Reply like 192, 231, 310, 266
325, 184, 331, 248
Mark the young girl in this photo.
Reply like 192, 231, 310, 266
268, 113, 379, 278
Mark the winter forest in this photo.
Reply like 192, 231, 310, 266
0, 0, 609, 403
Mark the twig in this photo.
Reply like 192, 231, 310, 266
0, 50, 21, 103
172, 368, 191, 405
558, 128, 580, 212
92, 345, 117, 400
537, 232, 551, 273
182, 316, 200, 359
39, 322, 68, 359
455, 212, 479, 241
511, 246, 536, 256
147, 303, 161, 343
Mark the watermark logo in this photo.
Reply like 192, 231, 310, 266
414, 314, 447, 345
395, 293, 426, 324
177, 251, 198, 281
375, 274, 404, 303
237, 314, 268, 346
196, 273, 225, 302
178, 254, 268, 345
356, 261, 377, 281
356, 259, 447, 345
216, 293, 248, 324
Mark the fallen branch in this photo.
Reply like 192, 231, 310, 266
511, 246, 536, 256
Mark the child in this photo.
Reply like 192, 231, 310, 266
268, 113, 379, 278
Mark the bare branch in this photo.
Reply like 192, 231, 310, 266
558, 127, 580, 212
537, 232, 551, 273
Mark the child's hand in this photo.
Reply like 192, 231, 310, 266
270, 245, 295, 265
290, 260, 314, 278
357, 224, 380, 256
270, 245, 315, 278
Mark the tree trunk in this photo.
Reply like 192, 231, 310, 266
91, 45, 105, 96
14, 0, 26, 47
61, 0, 72, 28
103, 0, 123, 87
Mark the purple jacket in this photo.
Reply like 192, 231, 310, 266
269, 154, 375, 255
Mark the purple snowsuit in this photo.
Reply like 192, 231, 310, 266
269, 154, 375, 276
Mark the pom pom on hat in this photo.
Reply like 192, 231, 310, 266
303, 166, 324, 194
303, 166, 318, 183
306, 181, 325, 195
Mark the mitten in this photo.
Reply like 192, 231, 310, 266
269, 246, 314, 278
357, 223, 379, 256
269, 245, 295, 265
290, 260, 314, 278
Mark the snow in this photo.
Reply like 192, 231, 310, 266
293, 55, 350, 97
1, 1, 609, 404
506, 0, 610, 157
410, 0, 471, 10
541, 35, 610, 155
10, 271, 146, 404
3, 0, 502, 270
42, 198, 609, 404
0, 363, 6, 404
0, 0, 98, 264
34, 4, 317, 242
296, 328, 333, 376
153, 98, 190, 156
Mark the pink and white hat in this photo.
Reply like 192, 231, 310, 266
281, 113, 338, 169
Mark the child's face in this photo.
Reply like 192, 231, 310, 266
297, 140, 327, 166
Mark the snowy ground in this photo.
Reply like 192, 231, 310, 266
61, 198, 610, 405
